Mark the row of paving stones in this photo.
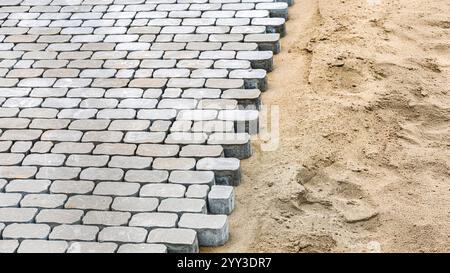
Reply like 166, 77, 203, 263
0, 0, 291, 253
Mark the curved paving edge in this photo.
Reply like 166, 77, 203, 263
0, 0, 292, 253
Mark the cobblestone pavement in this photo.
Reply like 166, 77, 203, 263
0, 0, 290, 253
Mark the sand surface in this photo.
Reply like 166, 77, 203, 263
206, 0, 450, 253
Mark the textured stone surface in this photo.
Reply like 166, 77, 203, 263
0, 0, 290, 253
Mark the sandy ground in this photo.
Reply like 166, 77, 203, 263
206, 0, 450, 253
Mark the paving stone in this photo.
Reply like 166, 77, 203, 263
94, 182, 140, 196
108, 156, 153, 169
30, 142, 54, 154
0, 193, 22, 207
152, 157, 196, 170
22, 154, 66, 167
140, 183, 186, 200
82, 131, 124, 143
49, 224, 99, 241
147, 228, 198, 253
67, 242, 117, 253
117, 243, 167, 253
98, 226, 148, 243
7, 181, 48, 196
0, 153, 24, 166
69, 120, 110, 131
93, 143, 137, 155
18, 240, 68, 253
41, 130, 83, 142
207, 132, 252, 159
36, 209, 84, 225
112, 197, 159, 212
0, 208, 38, 223
218, 109, 259, 134
51, 142, 95, 154
10, 142, 33, 153
0, 130, 42, 141
50, 180, 95, 195
186, 185, 210, 200
196, 158, 241, 186
65, 195, 112, 211
2, 223, 50, 240
178, 213, 229, 246
80, 168, 124, 181
124, 170, 169, 183
0, 240, 20, 253
158, 198, 207, 215
36, 167, 81, 180
129, 212, 178, 229
20, 193, 67, 209
208, 185, 235, 215
169, 170, 215, 186
82, 210, 131, 226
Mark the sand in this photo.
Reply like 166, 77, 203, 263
206, 0, 450, 253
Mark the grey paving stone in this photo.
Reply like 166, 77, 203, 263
51, 142, 95, 154
0, 193, 22, 207
41, 130, 83, 142
65, 195, 112, 211
10, 142, 33, 153
207, 132, 252, 159
124, 170, 169, 183
20, 193, 67, 209
18, 240, 68, 253
208, 185, 235, 215
0, 130, 42, 141
36, 167, 81, 180
4, 179, 50, 193
98, 226, 148, 243
82, 210, 131, 226
140, 183, 186, 200
196, 158, 241, 186
82, 131, 124, 143
94, 182, 140, 196
0, 118, 30, 129
108, 156, 152, 169
93, 143, 137, 155
178, 213, 229, 246
158, 198, 207, 215
152, 157, 196, 170
0, 208, 38, 223
80, 167, 124, 181
169, 170, 215, 186
218, 109, 259, 134
129, 212, 178, 229
49, 224, 99, 241
66, 155, 109, 167
69, 120, 111, 131
22, 154, 66, 167
147, 228, 198, 253
111, 197, 159, 212
50, 180, 95, 195
186, 185, 210, 200
30, 142, 54, 154
0, 153, 24, 166
124, 132, 166, 144
2, 223, 50, 240
0, 240, 20, 253
67, 242, 117, 253
36, 209, 84, 225
117, 243, 167, 253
